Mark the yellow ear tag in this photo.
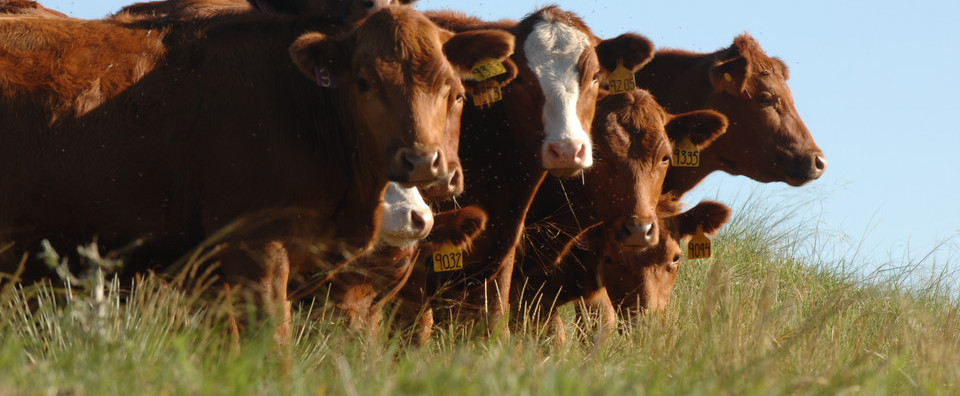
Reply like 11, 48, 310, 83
671, 137, 700, 167
687, 225, 712, 260
607, 59, 636, 94
470, 57, 507, 82
432, 241, 464, 272
723, 72, 733, 82
472, 79, 502, 108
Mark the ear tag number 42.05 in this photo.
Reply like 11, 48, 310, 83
687, 225, 712, 260
671, 138, 700, 167
471, 58, 506, 108
433, 241, 464, 272
607, 59, 636, 94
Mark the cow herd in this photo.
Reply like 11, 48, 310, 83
0, 0, 826, 348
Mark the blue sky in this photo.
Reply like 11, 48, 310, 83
44, 0, 960, 273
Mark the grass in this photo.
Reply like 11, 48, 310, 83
1, 199, 958, 395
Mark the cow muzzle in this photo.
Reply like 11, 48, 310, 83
784, 149, 827, 186
542, 139, 591, 177
390, 146, 446, 188
615, 216, 658, 251
420, 164, 463, 200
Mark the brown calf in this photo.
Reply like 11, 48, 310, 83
514, 89, 727, 339
636, 34, 826, 195
0, 7, 513, 346
422, 7, 654, 330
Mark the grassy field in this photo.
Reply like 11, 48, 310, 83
1, 201, 958, 395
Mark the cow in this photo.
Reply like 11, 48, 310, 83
117, 0, 417, 23
0, 6, 514, 347
514, 89, 727, 343
635, 34, 826, 195
0, 0, 67, 17
418, 7, 655, 333
554, 198, 731, 345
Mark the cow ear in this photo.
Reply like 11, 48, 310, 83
289, 32, 351, 89
709, 56, 751, 98
596, 33, 654, 73
677, 201, 731, 239
430, 205, 487, 248
442, 29, 516, 80
665, 110, 728, 149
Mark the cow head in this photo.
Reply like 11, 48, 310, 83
508, 7, 654, 177
290, 6, 514, 188
375, 182, 433, 247
599, 199, 730, 314
705, 34, 826, 186
586, 89, 726, 252
247, 0, 417, 23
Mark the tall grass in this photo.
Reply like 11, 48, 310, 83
1, 198, 958, 395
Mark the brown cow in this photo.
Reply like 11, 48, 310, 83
0, 7, 514, 346
0, 0, 66, 17
514, 89, 727, 342
419, 7, 655, 332
558, 198, 731, 344
636, 34, 826, 195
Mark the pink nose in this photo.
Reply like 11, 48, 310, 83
543, 141, 589, 170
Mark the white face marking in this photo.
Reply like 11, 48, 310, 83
377, 182, 434, 247
523, 19, 594, 169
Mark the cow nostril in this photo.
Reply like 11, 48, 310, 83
574, 142, 588, 163
402, 155, 416, 173
449, 169, 461, 189
410, 210, 426, 232
814, 155, 827, 172
431, 152, 442, 173
547, 143, 562, 161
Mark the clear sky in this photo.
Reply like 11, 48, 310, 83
41, 0, 960, 275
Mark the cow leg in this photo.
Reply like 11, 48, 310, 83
550, 309, 567, 347
590, 288, 616, 345
220, 240, 292, 349
415, 307, 434, 347
223, 282, 241, 353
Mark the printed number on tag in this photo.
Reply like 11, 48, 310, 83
671, 138, 700, 167
433, 241, 463, 272
473, 80, 502, 108
607, 59, 636, 94
470, 58, 507, 82
687, 225, 712, 260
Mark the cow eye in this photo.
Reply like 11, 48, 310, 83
758, 91, 779, 107
661, 155, 671, 165
592, 72, 600, 83
456, 93, 466, 103
357, 78, 370, 93
672, 254, 681, 263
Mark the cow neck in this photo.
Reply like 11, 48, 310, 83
186, 15, 385, 249
636, 50, 724, 196
443, 94, 548, 286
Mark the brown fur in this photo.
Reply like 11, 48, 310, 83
636, 33, 826, 194
515, 89, 727, 337
414, 7, 654, 333
0, 6, 511, 348
0, 0, 66, 18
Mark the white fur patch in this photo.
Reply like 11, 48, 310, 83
523, 19, 593, 168
377, 182, 434, 247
